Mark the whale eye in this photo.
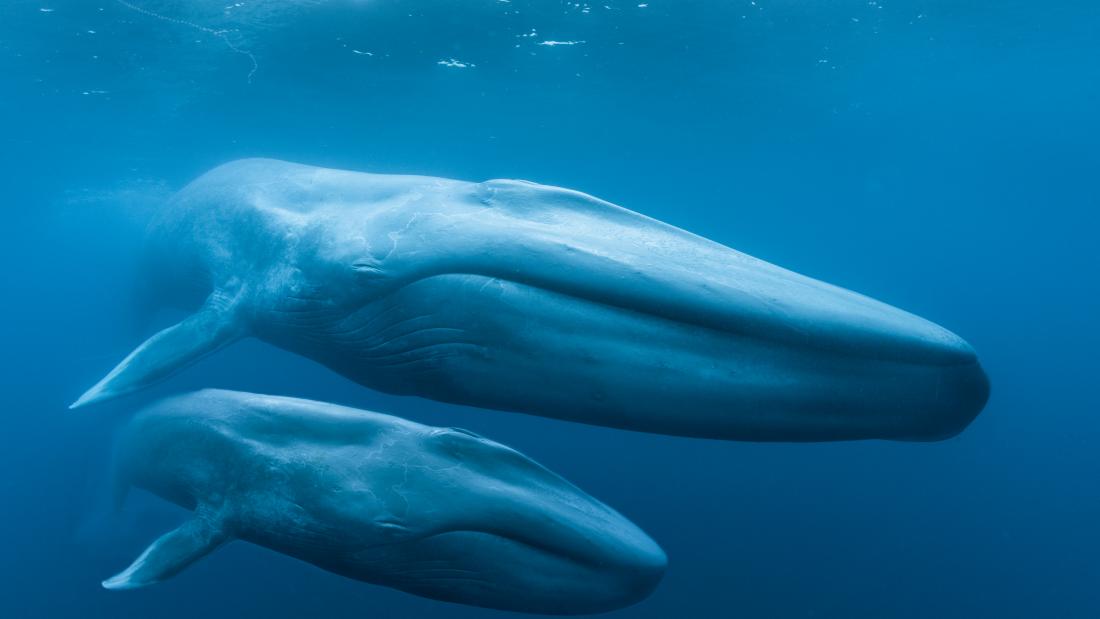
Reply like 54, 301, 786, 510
427, 427, 496, 459
425, 427, 543, 477
441, 426, 487, 440
351, 262, 386, 278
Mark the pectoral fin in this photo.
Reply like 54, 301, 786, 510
102, 513, 229, 590
70, 291, 246, 409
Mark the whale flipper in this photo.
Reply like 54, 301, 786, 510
103, 512, 229, 590
71, 291, 245, 409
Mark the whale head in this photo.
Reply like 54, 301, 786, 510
73, 159, 988, 441
105, 390, 666, 614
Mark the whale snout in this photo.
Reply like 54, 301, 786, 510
883, 333, 989, 438
760, 284, 991, 441
411, 428, 668, 613
591, 526, 668, 609
894, 354, 990, 441
645, 255, 995, 441
798, 286, 990, 440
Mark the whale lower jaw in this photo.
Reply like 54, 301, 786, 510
326, 529, 666, 615
260, 273, 988, 442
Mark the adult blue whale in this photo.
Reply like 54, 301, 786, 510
73, 158, 989, 440
104, 390, 666, 614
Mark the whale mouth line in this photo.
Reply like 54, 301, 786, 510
356, 271, 977, 369
406, 527, 609, 570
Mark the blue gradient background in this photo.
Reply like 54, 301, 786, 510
1, 1, 1098, 617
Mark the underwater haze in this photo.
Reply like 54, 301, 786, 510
2, 0, 1098, 617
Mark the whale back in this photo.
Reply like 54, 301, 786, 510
113, 389, 415, 503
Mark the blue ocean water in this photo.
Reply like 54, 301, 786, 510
2, 0, 1098, 616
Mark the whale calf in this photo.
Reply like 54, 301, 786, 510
103, 390, 666, 614
73, 158, 989, 440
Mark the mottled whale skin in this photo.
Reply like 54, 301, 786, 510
104, 390, 666, 614
73, 158, 989, 440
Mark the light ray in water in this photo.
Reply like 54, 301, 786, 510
113, 0, 259, 83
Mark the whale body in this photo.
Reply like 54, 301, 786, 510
73, 158, 989, 440
103, 390, 666, 614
